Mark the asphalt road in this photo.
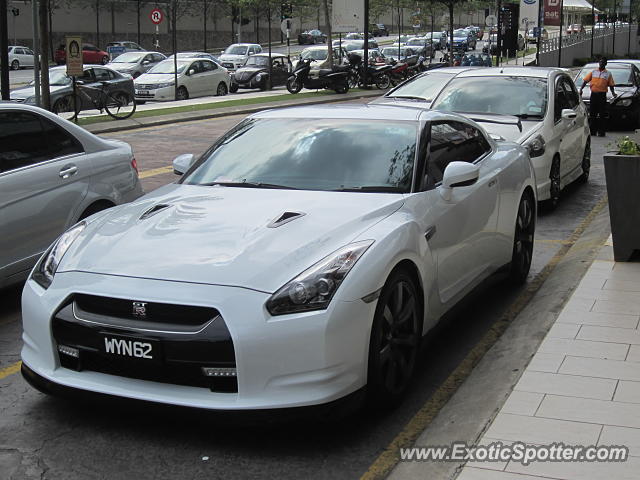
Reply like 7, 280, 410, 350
0, 102, 622, 480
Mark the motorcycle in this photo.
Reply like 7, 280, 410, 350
347, 53, 392, 90
286, 58, 350, 94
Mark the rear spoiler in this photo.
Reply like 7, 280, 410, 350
467, 115, 523, 132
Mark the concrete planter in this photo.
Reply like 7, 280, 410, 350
603, 153, 640, 261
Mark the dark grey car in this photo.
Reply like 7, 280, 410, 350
0, 104, 143, 288
107, 51, 166, 78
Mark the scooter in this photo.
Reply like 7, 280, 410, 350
286, 58, 349, 94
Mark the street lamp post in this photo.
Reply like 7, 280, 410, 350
591, 0, 594, 58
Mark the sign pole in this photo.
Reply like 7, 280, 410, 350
558, 0, 563, 67
267, 5, 272, 90
0, 0, 9, 101
72, 76, 77, 123
32, 0, 41, 107
537, 0, 543, 65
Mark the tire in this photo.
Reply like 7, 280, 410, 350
578, 138, 591, 183
348, 72, 359, 89
11, 59, 19, 70
229, 83, 239, 93
286, 76, 302, 94
509, 191, 536, 284
53, 94, 80, 121
375, 73, 391, 90
367, 268, 422, 408
176, 86, 189, 100
101, 56, 109, 65
543, 155, 561, 210
105, 92, 136, 120
216, 82, 228, 96
334, 81, 349, 94
136, 100, 146, 105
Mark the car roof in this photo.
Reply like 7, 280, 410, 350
455, 66, 563, 78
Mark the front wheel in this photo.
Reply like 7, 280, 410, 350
543, 156, 561, 210
579, 138, 590, 183
216, 82, 228, 96
53, 94, 80, 121
229, 83, 239, 93
286, 76, 302, 94
105, 92, 136, 120
334, 81, 349, 94
367, 269, 422, 409
375, 73, 391, 90
347, 72, 359, 89
509, 191, 535, 284
11, 59, 19, 70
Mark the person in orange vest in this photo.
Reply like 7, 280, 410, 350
580, 57, 617, 137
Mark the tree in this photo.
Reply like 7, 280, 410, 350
439, 0, 466, 64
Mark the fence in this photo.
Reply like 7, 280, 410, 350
539, 25, 639, 67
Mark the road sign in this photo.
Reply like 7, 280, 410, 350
485, 15, 497, 27
65, 35, 83, 77
150, 8, 164, 25
280, 17, 299, 35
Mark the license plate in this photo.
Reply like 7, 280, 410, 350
136, 90, 149, 95
101, 334, 159, 362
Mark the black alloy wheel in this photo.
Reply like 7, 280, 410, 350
286, 76, 302, 94
216, 82, 228, 96
176, 86, 189, 100
545, 156, 561, 210
367, 269, 421, 408
579, 138, 591, 183
509, 191, 536, 284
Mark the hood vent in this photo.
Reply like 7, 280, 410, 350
267, 211, 306, 228
140, 203, 171, 220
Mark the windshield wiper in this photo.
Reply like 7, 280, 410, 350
202, 181, 297, 190
514, 113, 544, 120
388, 95, 429, 101
332, 185, 405, 193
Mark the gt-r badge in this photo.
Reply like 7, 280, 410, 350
132, 301, 148, 318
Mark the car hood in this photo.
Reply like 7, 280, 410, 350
580, 84, 637, 103
109, 62, 138, 70
135, 73, 178, 84
11, 84, 68, 99
234, 66, 265, 76
461, 113, 542, 143
60, 184, 404, 293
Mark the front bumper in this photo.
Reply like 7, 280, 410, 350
134, 86, 175, 101
21, 271, 374, 410
584, 99, 636, 122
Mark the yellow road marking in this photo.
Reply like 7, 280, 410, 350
0, 361, 22, 380
360, 195, 609, 480
139, 166, 174, 179
536, 239, 572, 245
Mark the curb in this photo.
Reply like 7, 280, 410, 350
84, 89, 384, 134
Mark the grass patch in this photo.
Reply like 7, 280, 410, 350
77, 89, 361, 126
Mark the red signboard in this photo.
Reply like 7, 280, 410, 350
544, 0, 561, 26
150, 8, 163, 25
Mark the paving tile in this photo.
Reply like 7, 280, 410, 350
604, 278, 640, 293
537, 394, 640, 428
628, 345, 640, 362
576, 276, 606, 290
556, 310, 639, 329
515, 371, 617, 400
546, 323, 580, 339
613, 380, 640, 404
562, 296, 596, 313
506, 455, 640, 480
599, 425, 640, 457
560, 356, 640, 381
528, 353, 564, 373
538, 338, 628, 360
485, 413, 601, 445
603, 267, 640, 283
501, 391, 545, 416
578, 325, 640, 345
592, 299, 640, 316
457, 467, 543, 480
590, 259, 615, 271
464, 437, 510, 471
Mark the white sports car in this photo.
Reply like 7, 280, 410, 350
21, 105, 536, 412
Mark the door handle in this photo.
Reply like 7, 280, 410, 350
59, 166, 78, 179
424, 225, 437, 242
488, 178, 498, 188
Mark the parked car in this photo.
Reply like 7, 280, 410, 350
134, 58, 230, 102
297, 29, 327, 45
566, 24, 585, 35
55, 43, 110, 65
218, 43, 263, 71
298, 45, 350, 68
106, 51, 166, 78
20, 103, 536, 412
467, 25, 484, 40
349, 49, 386, 66
381, 46, 419, 66
424, 32, 445, 50
370, 23, 389, 36
167, 52, 219, 62
230, 53, 292, 92
405, 37, 434, 57
447, 30, 476, 51
527, 28, 549, 43
11, 65, 134, 116
575, 61, 640, 128
0, 103, 142, 288
8, 46, 35, 70
431, 67, 590, 208
105, 41, 145, 59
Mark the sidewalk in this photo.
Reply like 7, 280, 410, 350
457, 236, 640, 479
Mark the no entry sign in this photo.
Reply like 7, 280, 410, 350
150, 8, 164, 25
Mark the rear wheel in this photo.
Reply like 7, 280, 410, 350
334, 81, 349, 94
347, 72, 359, 89
11, 59, 19, 70
286, 76, 302, 94
105, 92, 136, 120
367, 269, 422, 408
216, 82, 228, 96
53, 94, 80, 121
544, 156, 561, 210
509, 191, 535, 284
375, 72, 391, 89
579, 138, 591, 183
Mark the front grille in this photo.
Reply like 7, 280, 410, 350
222, 62, 234, 69
135, 93, 155, 98
75, 294, 218, 327
53, 300, 237, 393
135, 84, 156, 90
235, 72, 252, 82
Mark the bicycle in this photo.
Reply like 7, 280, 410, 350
53, 81, 136, 121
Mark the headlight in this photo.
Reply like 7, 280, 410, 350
32, 222, 86, 289
616, 98, 632, 107
152, 82, 174, 89
525, 134, 546, 158
266, 240, 374, 316
255, 73, 263, 82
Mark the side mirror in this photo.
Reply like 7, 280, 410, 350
561, 108, 577, 120
188, 69, 196, 76
173, 153, 195, 175
440, 162, 480, 201
142, 60, 150, 65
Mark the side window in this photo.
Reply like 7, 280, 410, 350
78, 69, 95, 82
93, 68, 112, 81
554, 80, 570, 121
153, 53, 165, 62
15, 48, 25, 55
41, 117, 84, 158
202, 60, 216, 71
561, 78, 579, 108
25, 48, 34, 55
0, 112, 48, 172
143, 54, 154, 63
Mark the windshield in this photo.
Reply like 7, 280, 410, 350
148, 61, 187, 74
245, 56, 269, 66
407, 39, 425, 46
576, 66, 635, 86
383, 47, 410, 56
36, 70, 72, 86
388, 73, 456, 101
111, 52, 145, 63
224, 45, 248, 55
301, 49, 328, 61
182, 118, 417, 192
433, 76, 548, 118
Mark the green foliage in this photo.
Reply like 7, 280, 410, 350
611, 136, 640, 155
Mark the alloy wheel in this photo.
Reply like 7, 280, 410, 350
546, 156, 561, 209
579, 139, 591, 182
510, 193, 535, 284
